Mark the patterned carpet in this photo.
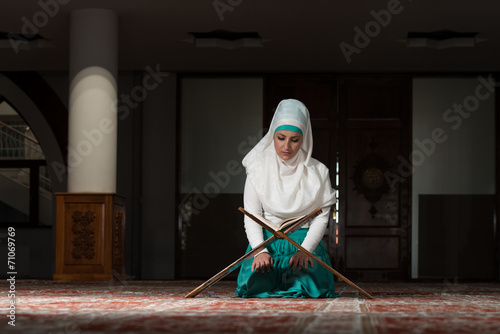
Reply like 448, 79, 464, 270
3, 279, 500, 334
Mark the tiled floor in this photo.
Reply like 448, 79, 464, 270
3, 280, 500, 333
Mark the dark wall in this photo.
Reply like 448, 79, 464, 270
419, 194, 496, 280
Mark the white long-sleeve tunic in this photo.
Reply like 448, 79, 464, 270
243, 179, 332, 255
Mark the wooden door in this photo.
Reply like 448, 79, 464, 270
338, 76, 411, 281
265, 74, 411, 281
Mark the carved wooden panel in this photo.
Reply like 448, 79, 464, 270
64, 204, 104, 266
112, 207, 126, 277
71, 210, 97, 261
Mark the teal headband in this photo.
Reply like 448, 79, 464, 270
274, 124, 303, 136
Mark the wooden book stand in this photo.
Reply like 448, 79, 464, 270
185, 207, 373, 299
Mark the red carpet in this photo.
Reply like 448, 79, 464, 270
3, 280, 500, 333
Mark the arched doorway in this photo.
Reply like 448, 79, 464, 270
0, 72, 67, 278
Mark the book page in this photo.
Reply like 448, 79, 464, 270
251, 212, 277, 231
278, 215, 306, 230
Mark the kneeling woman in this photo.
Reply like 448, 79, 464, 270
236, 99, 337, 298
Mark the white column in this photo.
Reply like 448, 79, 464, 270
68, 9, 118, 193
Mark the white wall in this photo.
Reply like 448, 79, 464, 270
412, 76, 496, 278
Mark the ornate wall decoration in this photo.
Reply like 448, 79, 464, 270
113, 211, 124, 268
71, 210, 96, 260
352, 152, 391, 218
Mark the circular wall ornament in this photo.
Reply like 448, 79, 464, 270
362, 167, 384, 190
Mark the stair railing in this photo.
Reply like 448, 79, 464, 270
0, 120, 52, 225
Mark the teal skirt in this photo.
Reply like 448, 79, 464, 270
235, 229, 338, 298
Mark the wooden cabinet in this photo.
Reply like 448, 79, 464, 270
53, 193, 125, 281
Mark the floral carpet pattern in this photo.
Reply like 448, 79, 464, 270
2, 280, 500, 334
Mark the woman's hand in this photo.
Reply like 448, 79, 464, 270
289, 250, 314, 271
252, 252, 274, 273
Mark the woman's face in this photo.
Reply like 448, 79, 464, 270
273, 130, 303, 161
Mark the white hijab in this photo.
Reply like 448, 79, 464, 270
242, 99, 336, 218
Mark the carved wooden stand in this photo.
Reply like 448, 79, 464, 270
53, 193, 126, 281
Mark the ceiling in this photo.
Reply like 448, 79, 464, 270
0, 0, 499, 73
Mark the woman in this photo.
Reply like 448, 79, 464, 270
235, 98, 337, 298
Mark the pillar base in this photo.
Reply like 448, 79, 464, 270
53, 193, 126, 281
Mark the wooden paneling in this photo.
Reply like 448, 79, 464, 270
345, 236, 400, 269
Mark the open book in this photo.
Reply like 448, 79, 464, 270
247, 210, 319, 232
